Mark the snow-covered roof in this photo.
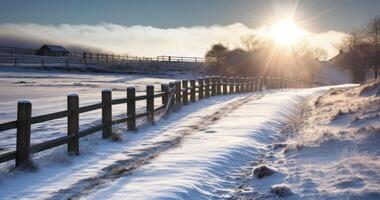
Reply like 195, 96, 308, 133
42, 45, 68, 52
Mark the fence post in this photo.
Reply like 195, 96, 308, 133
252, 77, 255, 92
242, 77, 245, 92
127, 87, 136, 131
168, 82, 175, 110
211, 76, 216, 96
182, 80, 188, 105
175, 81, 182, 107
235, 77, 239, 93
161, 83, 169, 106
146, 85, 154, 124
67, 94, 79, 155
242, 77, 246, 92
205, 77, 210, 98
216, 76, 222, 95
248, 77, 252, 92
190, 79, 196, 103
248, 77, 251, 92
229, 77, 234, 94
198, 78, 204, 99
16, 100, 32, 168
102, 89, 112, 139
223, 76, 228, 95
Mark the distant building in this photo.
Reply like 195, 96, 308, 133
35, 44, 69, 57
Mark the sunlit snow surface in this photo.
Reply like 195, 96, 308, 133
1, 68, 377, 200
0, 68, 177, 152
0, 70, 328, 199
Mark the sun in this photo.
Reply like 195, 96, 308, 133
269, 19, 306, 47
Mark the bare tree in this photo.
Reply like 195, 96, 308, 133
366, 15, 380, 79
240, 34, 261, 51
338, 29, 364, 52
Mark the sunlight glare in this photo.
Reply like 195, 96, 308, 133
269, 19, 306, 47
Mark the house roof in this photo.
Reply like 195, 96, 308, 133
42, 45, 68, 52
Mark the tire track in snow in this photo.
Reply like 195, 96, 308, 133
46, 94, 264, 200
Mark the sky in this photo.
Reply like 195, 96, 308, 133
0, 0, 379, 58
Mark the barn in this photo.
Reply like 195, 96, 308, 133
35, 44, 69, 57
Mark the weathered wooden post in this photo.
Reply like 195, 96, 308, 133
198, 78, 204, 99
254, 78, 258, 91
161, 83, 169, 106
245, 77, 249, 92
102, 89, 112, 139
229, 77, 234, 94
242, 77, 247, 92
175, 81, 182, 107
216, 76, 222, 95
237, 77, 241, 93
182, 80, 188, 105
190, 79, 196, 102
236, 77, 241, 93
16, 100, 32, 168
250, 77, 254, 92
241, 77, 245, 92
205, 77, 210, 98
146, 85, 154, 123
211, 76, 216, 96
169, 82, 176, 109
223, 76, 228, 95
247, 77, 251, 92
127, 87, 136, 131
68, 94, 79, 155
246, 77, 250, 92
259, 77, 263, 91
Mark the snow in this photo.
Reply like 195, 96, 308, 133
1, 67, 378, 199
0, 85, 328, 199
0, 68, 180, 152
17, 99, 31, 104
240, 80, 380, 199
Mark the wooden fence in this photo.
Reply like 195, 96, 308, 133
0, 45, 204, 67
0, 76, 306, 168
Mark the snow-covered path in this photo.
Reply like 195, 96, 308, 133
0, 88, 326, 200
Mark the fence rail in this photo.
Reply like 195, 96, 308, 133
0, 45, 204, 67
0, 75, 307, 168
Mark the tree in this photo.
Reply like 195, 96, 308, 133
205, 44, 228, 73
240, 34, 261, 51
366, 15, 380, 79
336, 30, 369, 83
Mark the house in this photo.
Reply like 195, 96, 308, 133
35, 44, 69, 57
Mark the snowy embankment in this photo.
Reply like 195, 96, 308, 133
241, 80, 379, 199
0, 85, 328, 199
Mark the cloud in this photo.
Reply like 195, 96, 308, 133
0, 23, 345, 59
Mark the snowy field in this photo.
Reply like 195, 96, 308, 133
0, 67, 379, 199
0, 67, 188, 152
